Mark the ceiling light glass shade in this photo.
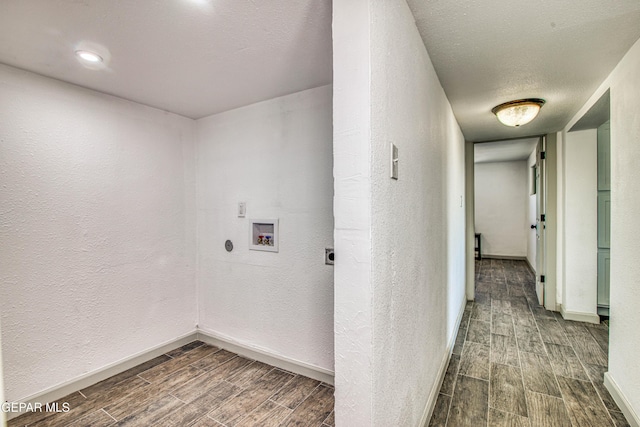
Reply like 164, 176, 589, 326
492, 99, 546, 127
75, 50, 103, 63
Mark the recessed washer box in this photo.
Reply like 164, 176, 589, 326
249, 219, 279, 252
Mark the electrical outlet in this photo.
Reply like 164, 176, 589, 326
325, 248, 335, 265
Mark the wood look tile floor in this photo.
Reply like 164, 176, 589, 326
8, 343, 334, 427
429, 259, 631, 427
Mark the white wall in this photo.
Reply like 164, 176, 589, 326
527, 151, 537, 270
370, 2, 466, 425
333, 1, 467, 425
474, 161, 528, 258
332, 0, 374, 424
0, 65, 197, 401
564, 36, 640, 423
195, 86, 334, 373
562, 129, 598, 317
608, 38, 640, 424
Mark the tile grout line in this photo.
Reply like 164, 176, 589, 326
168, 391, 189, 405
101, 408, 117, 423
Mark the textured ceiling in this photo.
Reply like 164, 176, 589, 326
407, 0, 640, 142
0, 0, 332, 119
1, 1, 638, 141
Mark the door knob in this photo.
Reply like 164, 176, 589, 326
531, 224, 537, 229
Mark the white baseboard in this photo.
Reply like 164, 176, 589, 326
559, 304, 600, 324
6, 331, 198, 421
481, 254, 527, 260
419, 296, 467, 427
196, 327, 335, 385
605, 372, 640, 427
524, 257, 536, 275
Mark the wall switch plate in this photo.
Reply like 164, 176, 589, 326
238, 202, 246, 217
390, 143, 399, 180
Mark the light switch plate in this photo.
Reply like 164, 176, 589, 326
390, 143, 399, 180
238, 202, 246, 218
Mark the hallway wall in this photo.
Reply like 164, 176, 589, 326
0, 64, 198, 401
332, 1, 375, 424
333, 1, 466, 425
474, 161, 528, 258
370, 2, 466, 425
562, 129, 598, 318
195, 86, 335, 373
564, 36, 640, 424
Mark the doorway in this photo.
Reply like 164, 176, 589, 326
471, 136, 557, 309
565, 90, 611, 320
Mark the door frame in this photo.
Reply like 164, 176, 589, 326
535, 136, 547, 306
540, 134, 558, 311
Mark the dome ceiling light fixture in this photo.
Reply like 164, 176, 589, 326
491, 98, 546, 127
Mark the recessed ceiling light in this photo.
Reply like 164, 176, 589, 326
75, 50, 103, 64
492, 98, 546, 127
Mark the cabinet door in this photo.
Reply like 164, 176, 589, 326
597, 249, 610, 307
598, 121, 611, 191
598, 191, 611, 249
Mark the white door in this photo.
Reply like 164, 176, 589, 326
535, 136, 546, 306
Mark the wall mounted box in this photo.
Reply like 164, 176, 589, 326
249, 219, 279, 252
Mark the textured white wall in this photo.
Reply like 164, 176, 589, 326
562, 129, 597, 316
474, 161, 528, 258
608, 37, 640, 422
527, 151, 537, 271
0, 65, 197, 401
195, 86, 334, 373
370, 3, 466, 424
336, 1, 467, 425
332, 0, 374, 424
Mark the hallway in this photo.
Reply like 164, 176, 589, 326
429, 259, 629, 427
